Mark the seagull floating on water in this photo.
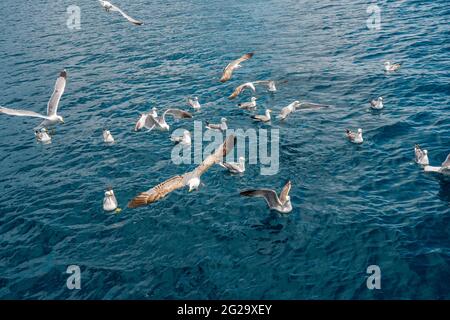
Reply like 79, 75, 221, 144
251, 109, 272, 122
238, 97, 257, 110
187, 97, 201, 111
135, 107, 158, 131
370, 97, 384, 110
240, 180, 293, 214
170, 130, 191, 146
103, 129, 115, 144
346, 128, 363, 144
0, 70, 67, 130
219, 156, 245, 174
138, 108, 192, 132
414, 144, 429, 166
228, 82, 256, 100
98, 0, 143, 25
384, 61, 401, 72
424, 153, 450, 175
220, 53, 254, 83
128, 135, 237, 208
206, 117, 228, 131
35, 128, 52, 144
103, 187, 118, 212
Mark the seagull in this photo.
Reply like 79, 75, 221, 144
251, 109, 272, 122
238, 97, 257, 110
187, 97, 201, 111
103, 187, 118, 212
414, 144, 429, 166
277, 101, 298, 120
219, 156, 245, 174
35, 128, 52, 144
370, 97, 384, 110
134, 107, 157, 131
346, 128, 363, 144
0, 70, 67, 130
98, 0, 143, 25
170, 130, 191, 146
128, 135, 237, 208
220, 53, 254, 83
103, 129, 115, 144
277, 101, 331, 120
253, 80, 277, 92
141, 109, 192, 132
384, 61, 401, 72
228, 82, 256, 100
424, 153, 450, 175
240, 180, 293, 214
206, 117, 227, 131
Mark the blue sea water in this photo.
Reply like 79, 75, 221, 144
0, 0, 449, 299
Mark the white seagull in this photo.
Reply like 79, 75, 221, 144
98, 0, 143, 25
187, 97, 201, 111
103, 129, 115, 144
170, 130, 191, 146
205, 117, 228, 131
384, 61, 401, 72
240, 180, 293, 214
0, 70, 67, 130
139, 108, 192, 132
35, 128, 52, 144
370, 97, 384, 110
424, 153, 450, 175
277, 101, 331, 121
219, 156, 245, 174
220, 53, 254, 83
134, 107, 158, 131
251, 109, 272, 122
346, 128, 363, 144
414, 144, 429, 166
253, 80, 277, 92
228, 82, 256, 100
103, 187, 118, 212
238, 97, 257, 110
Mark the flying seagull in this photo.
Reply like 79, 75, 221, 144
384, 61, 401, 72
219, 156, 245, 174
346, 128, 363, 144
251, 109, 272, 122
0, 70, 67, 129
424, 153, 450, 175
228, 82, 256, 100
253, 80, 278, 92
370, 97, 384, 110
220, 52, 254, 83
139, 109, 192, 132
128, 134, 237, 208
206, 117, 228, 131
170, 130, 191, 146
134, 107, 158, 131
238, 97, 257, 110
240, 180, 293, 213
414, 144, 429, 166
98, 0, 143, 25
277, 101, 331, 121
187, 97, 201, 111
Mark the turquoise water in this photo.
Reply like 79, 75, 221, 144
0, 0, 449, 299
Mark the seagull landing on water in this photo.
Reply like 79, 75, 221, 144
0, 70, 67, 130
424, 153, 450, 175
346, 128, 363, 144
98, 0, 143, 25
219, 156, 245, 174
220, 53, 254, 83
134, 107, 158, 131
384, 61, 401, 72
103, 129, 115, 144
228, 82, 256, 100
238, 97, 257, 110
370, 97, 384, 110
205, 117, 227, 131
137, 109, 192, 132
170, 130, 191, 146
35, 128, 52, 144
251, 109, 272, 122
240, 180, 293, 214
414, 144, 429, 166
187, 97, 201, 111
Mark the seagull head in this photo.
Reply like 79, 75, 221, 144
384, 61, 391, 66
187, 177, 200, 192
251, 97, 257, 102
221, 117, 227, 123
239, 156, 245, 163
357, 128, 363, 134
423, 150, 428, 155
57, 116, 65, 124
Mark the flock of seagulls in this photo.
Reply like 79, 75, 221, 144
0, 3, 447, 215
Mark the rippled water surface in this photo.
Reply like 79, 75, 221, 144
0, 0, 449, 299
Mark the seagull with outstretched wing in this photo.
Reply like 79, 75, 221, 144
240, 180, 293, 213
228, 82, 256, 100
143, 108, 192, 132
99, 0, 143, 25
0, 70, 67, 129
220, 53, 254, 83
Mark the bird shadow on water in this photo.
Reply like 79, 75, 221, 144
437, 177, 450, 204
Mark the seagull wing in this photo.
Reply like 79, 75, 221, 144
220, 53, 254, 82
228, 82, 256, 100
47, 70, 67, 116
277, 105, 294, 120
144, 114, 158, 129
0, 106, 48, 119
219, 162, 240, 172
163, 109, 193, 120
110, 3, 143, 25
240, 189, 283, 207
128, 175, 186, 208
296, 102, 332, 110
279, 180, 292, 204
442, 153, 450, 168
